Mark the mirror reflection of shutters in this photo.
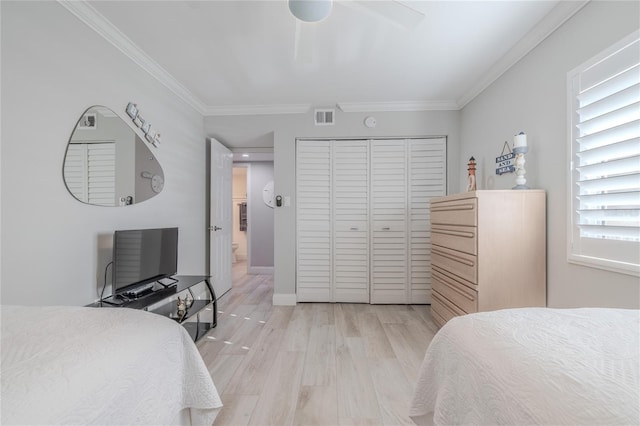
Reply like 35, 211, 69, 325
63, 142, 116, 206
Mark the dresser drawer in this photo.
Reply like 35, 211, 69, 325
432, 266, 478, 314
430, 198, 477, 226
431, 224, 477, 255
431, 245, 478, 284
431, 290, 466, 327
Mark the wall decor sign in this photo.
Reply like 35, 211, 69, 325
126, 102, 162, 148
496, 141, 515, 175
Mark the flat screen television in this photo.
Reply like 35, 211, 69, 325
112, 227, 178, 293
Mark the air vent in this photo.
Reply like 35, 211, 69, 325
314, 109, 335, 126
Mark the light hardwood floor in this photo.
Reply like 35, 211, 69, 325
197, 261, 439, 426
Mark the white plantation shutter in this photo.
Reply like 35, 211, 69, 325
568, 30, 640, 275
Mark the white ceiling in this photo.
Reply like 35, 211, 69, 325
75, 0, 584, 115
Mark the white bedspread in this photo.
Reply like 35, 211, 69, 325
410, 308, 640, 425
1, 305, 222, 425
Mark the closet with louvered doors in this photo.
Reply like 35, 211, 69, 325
296, 137, 446, 304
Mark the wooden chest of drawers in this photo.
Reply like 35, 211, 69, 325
429, 190, 546, 328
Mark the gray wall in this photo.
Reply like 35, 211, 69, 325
248, 162, 274, 269
459, 1, 639, 308
1, 2, 207, 305
205, 109, 461, 302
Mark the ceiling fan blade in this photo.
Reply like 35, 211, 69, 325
294, 20, 316, 64
339, 0, 425, 31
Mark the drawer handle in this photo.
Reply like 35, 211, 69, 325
433, 249, 475, 267
432, 203, 475, 212
350, 227, 358, 231
432, 229, 475, 238
434, 273, 475, 301
382, 227, 390, 231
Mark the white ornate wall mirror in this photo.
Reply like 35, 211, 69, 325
62, 105, 165, 206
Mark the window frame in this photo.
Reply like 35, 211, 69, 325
566, 30, 640, 277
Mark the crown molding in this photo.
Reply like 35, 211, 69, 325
337, 100, 460, 113
456, 0, 589, 109
203, 104, 311, 116
57, 0, 207, 115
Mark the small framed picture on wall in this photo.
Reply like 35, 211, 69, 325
78, 113, 97, 129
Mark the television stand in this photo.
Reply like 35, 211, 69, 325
88, 275, 217, 341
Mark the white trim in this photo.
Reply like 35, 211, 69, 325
272, 293, 297, 306
568, 254, 640, 277
337, 100, 459, 112
248, 266, 274, 275
457, 0, 589, 108
57, 0, 207, 114
565, 29, 640, 278
204, 104, 311, 116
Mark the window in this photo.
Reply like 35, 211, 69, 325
567, 30, 640, 276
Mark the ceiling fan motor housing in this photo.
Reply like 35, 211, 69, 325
289, 0, 333, 23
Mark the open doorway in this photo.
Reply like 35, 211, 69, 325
231, 160, 274, 288
232, 166, 248, 278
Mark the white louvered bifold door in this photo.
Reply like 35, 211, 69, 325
333, 141, 369, 303
297, 141, 332, 302
370, 140, 408, 304
408, 138, 447, 303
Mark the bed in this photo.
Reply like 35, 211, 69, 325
1, 305, 222, 425
410, 308, 640, 425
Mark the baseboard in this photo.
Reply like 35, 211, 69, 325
247, 266, 273, 275
272, 293, 297, 306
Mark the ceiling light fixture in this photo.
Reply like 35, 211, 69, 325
288, 0, 333, 23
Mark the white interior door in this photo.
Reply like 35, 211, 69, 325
210, 138, 233, 299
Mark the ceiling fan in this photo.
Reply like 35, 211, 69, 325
288, 0, 425, 63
